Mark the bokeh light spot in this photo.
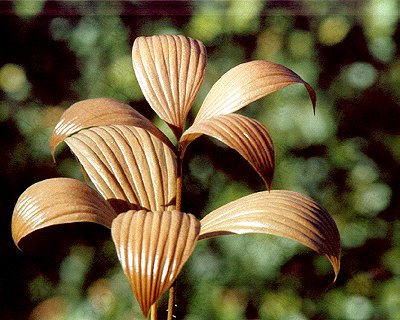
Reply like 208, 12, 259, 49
50, 17, 72, 41
345, 62, 378, 90
345, 295, 373, 320
0, 63, 27, 94
70, 17, 100, 56
87, 279, 115, 314
29, 296, 67, 320
107, 55, 143, 101
350, 162, 379, 185
227, 0, 264, 33
13, 0, 44, 18
289, 30, 313, 58
353, 183, 392, 216
341, 221, 369, 248
382, 247, 400, 275
261, 290, 302, 319
318, 16, 350, 46
187, 12, 224, 44
256, 29, 283, 60
369, 36, 396, 62
363, 0, 399, 38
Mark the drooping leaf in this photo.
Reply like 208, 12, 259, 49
180, 114, 274, 189
199, 190, 341, 281
194, 60, 316, 123
65, 125, 177, 213
111, 210, 200, 317
12, 178, 117, 250
132, 35, 207, 138
50, 97, 174, 157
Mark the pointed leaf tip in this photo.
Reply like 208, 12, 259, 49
304, 82, 317, 114
199, 190, 340, 282
195, 60, 316, 122
181, 114, 274, 188
111, 210, 200, 317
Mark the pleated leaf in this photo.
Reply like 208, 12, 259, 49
111, 210, 200, 317
50, 97, 174, 157
12, 178, 117, 250
199, 190, 341, 281
132, 35, 207, 137
180, 114, 274, 189
194, 60, 316, 122
65, 125, 177, 213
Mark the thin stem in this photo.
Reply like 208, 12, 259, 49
176, 157, 183, 212
167, 154, 183, 320
151, 303, 157, 320
167, 283, 176, 320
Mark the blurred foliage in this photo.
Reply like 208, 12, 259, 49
1, 0, 399, 319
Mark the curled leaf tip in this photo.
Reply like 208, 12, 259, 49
199, 190, 341, 283
304, 82, 317, 115
327, 252, 341, 286
194, 60, 317, 122
181, 114, 275, 187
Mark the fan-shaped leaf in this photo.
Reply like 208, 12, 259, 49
180, 114, 274, 189
50, 97, 174, 157
194, 60, 316, 122
199, 190, 340, 281
65, 125, 177, 213
12, 178, 117, 250
132, 35, 207, 137
111, 210, 200, 317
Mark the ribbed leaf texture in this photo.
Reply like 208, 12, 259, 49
50, 97, 174, 156
194, 60, 316, 122
179, 60, 315, 186
111, 210, 200, 317
12, 178, 117, 249
132, 35, 207, 137
65, 125, 177, 213
180, 113, 274, 188
199, 190, 341, 281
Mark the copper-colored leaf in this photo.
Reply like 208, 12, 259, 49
132, 35, 207, 137
65, 125, 177, 213
111, 210, 200, 317
199, 190, 340, 281
50, 97, 174, 157
180, 114, 274, 189
194, 60, 316, 122
12, 178, 117, 250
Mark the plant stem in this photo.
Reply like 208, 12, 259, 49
176, 157, 183, 212
167, 154, 183, 319
167, 283, 176, 320
151, 303, 157, 320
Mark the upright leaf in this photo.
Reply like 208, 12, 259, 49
65, 125, 178, 213
132, 35, 207, 137
199, 190, 341, 281
12, 178, 117, 250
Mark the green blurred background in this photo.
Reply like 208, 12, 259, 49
1, 0, 399, 319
